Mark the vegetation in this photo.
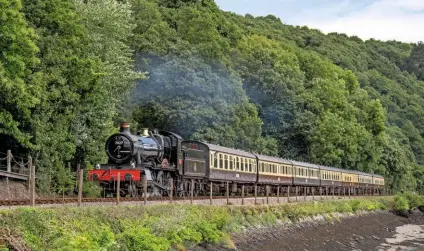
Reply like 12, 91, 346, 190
1, 0, 424, 193
0, 198, 396, 250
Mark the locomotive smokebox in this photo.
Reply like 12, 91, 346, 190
120, 122, 131, 133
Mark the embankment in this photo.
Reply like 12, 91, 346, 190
0, 197, 402, 250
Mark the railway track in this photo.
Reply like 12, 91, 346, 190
0, 194, 384, 207
0, 196, 244, 206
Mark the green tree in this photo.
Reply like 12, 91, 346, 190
0, 0, 40, 151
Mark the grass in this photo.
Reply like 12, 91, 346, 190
0, 197, 402, 251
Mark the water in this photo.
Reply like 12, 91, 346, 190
378, 224, 424, 251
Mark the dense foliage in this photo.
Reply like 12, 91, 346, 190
1, 0, 423, 193
128, 0, 423, 191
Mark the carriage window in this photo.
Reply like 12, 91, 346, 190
210, 154, 213, 167
244, 159, 247, 172
214, 154, 218, 168
218, 154, 223, 169
229, 156, 234, 170
236, 157, 240, 171
249, 160, 252, 172
224, 155, 228, 169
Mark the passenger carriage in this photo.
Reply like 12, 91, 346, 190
256, 155, 293, 185
373, 174, 385, 188
182, 141, 257, 184
342, 169, 359, 188
358, 172, 373, 188
319, 165, 343, 187
292, 161, 320, 186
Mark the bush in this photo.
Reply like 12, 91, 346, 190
394, 195, 409, 212
404, 192, 424, 210
119, 221, 170, 251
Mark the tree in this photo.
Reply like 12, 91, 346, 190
0, 0, 40, 152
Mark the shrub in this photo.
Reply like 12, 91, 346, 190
119, 220, 170, 251
394, 195, 409, 212
404, 192, 424, 210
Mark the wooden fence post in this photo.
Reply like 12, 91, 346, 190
320, 186, 322, 200
169, 178, 173, 203
190, 179, 194, 204
242, 185, 245, 205
312, 187, 315, 201
295, 186, 298, 202
29, 156, 35, 207
6, 150, 11, 200
325, 186, 328, 199
6, 150, 11, 173
277, 186, 280, 203
287, 186, 290, 202
78, 165, 83, 207
266, 185, 269, 204
254, 184, 257, 204
226, 182, 230, 205
304, 186, 307, 201
143, 175, 147, 205
116, 172, 120, 206
210, 181, 213, 205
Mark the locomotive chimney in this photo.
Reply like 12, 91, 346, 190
120, 122, 131, 134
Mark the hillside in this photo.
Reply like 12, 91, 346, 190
128, 0, 424, 191
0, 0, 423, 193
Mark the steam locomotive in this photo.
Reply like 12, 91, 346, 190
88, 123, 385, 197
89, 123, 183, 197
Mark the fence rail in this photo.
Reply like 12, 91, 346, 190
0, 150, 30, 180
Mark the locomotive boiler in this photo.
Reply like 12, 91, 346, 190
106, 123, 166, 167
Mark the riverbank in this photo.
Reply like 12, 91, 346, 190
0, 197, 398, 250
217, 210, 424, 251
